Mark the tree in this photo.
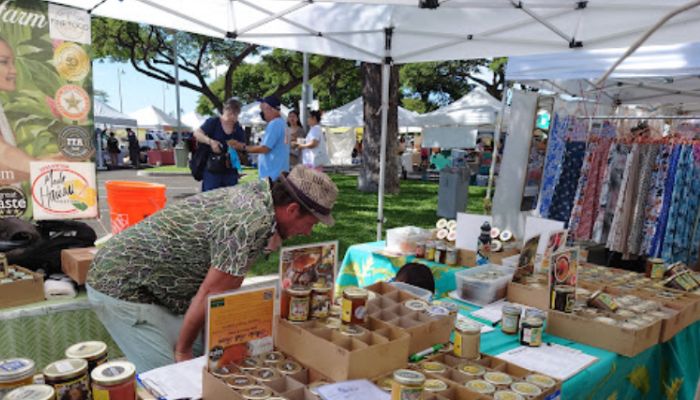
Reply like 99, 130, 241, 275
400, 58, 506, 112
91, 17, 260, 113
93, 90, 109, 104
358, 63, 400, 195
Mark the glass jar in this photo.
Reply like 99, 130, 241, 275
254, 368, 280, 383
587, 290, 619, 312
0, 358, 36, 398
44, 358, 90, 400
415, 241, 426, 258
445, 246, 459, 266
391, 370, 425, 400
3, 384, 54, 400
519, 317, 543, 347
434, 244, 446, 264
65, 341, 109, 375
646, 258, 666, 279
276, 360, 302, 376
553, 285, 575, 313
310, 283, 332, 320
454, 321, 481, 359
287, 286, 312, 322
425, 241, 436, 261
341, 287, 369, 325
225, 375, 255, 390
501, 304, 522, 335
261, 352, 285, 366
90, 361, 137, 400
465, 380, 495, 395
241, 385, 273, 400
424, 379, 448, 393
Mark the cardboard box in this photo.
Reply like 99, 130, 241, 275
457, 247, 520, 268
275, 317, 410, 382
61, 247, 97, 285
507, 281, 550, 310
546, 310, 662, 357
0, 266, 45, 309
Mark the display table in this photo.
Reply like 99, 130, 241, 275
147, 149, 175, 165
0, 291, 122, 369
337, 241, 700, 400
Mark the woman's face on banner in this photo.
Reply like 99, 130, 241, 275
0, 41, 17, 92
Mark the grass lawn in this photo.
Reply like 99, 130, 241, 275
248, 174, 488, 276
147, 165, 190, 174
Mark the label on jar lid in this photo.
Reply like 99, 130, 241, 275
0, 358, 34, 375
3, 384, 55, 400
404, 299, 429, 311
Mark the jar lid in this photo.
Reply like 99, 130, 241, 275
43, 358, 88, 380
493, 390, 525, 400
502, 304, 522, 314
241, 357, 263, 368
3, 384, 55, 400
262, 351, 285, 363
225, 374, 254, 389
277, 360, 302, 375
254, 367, 279, 381
427, 306, 450, 317
91, 361, 136, 386
522, 317, 543, 327
343, 287, 368, 299
555, 285, 575, 293
241, 385, 273, 399
425, 379, 448, 392
65, 341, 108, 360
404, 299, 429, 311
393, 369, 425, 385
420, 361, 447, 373
455, 321, 481, 334
465, 379, 495, 394
325, 317, 342, 330
0, 358, 35, 382
308, 381, 330, 395
511, 382, 543, 396
287, 286, 312, 296
484, 371, 513, 386
312, 282, 332, 292
340, 324, 366, 337
458, 363, 485, 376
526, 374, 556, 388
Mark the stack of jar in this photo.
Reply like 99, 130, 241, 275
0, 341, 138, 400
415, 240, 460, 267
281, 282, 333, 323
501, 305, 545, 348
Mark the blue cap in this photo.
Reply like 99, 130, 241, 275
259, 96, 281, 110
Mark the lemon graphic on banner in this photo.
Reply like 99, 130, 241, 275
53, 42, 90, 82
66, 178, 96, 211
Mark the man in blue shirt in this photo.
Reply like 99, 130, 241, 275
230, 96, 289, 180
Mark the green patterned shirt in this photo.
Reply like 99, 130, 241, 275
87, 180, 276, 314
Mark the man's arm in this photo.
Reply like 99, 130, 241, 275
174, 267, 244, 361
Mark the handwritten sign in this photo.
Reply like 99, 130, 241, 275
29, 161, 97, 220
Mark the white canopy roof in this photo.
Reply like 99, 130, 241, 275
129, 105, 181, 130
322, 97, 420, 127
94, 100, 137, 127
182, 111, 207, 130
46, 1, 700, 64
506, 41, 700, 108
238, 101, 290, 126
418, 88, 503, 127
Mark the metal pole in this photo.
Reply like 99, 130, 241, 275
173, 33, 182, 142
486, 86, 508, 200
377, 62, 390, 241
301, 52, 310, 130
117, 69, 123, 113
575, 115, 700, 120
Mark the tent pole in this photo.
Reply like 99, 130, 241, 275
377, 62, 390, 241
302, 53, 309, 130
485, 85, 508, 201
173, 32, 182, 143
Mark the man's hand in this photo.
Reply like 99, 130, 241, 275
174, 348, 193, 363
228, 140, 245, 151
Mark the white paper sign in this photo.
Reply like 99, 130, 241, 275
49, 3, 91, 45
496, 344, 598, 381
29, 161, 98, 220
317, 380, 389, 400
456, 213, 492, 251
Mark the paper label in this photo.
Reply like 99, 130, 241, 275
341, 298, 353, 323
53, 374, 90, 400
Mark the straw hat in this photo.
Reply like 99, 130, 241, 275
280, 166, 338, 226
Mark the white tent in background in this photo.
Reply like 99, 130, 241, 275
323, 97, 420, 128
49, 0, 700, 239
182, 111, 207, 131
129, 106, 180, 130
238, 102, 290, 127
94, 100, 137, 127
419, 88, 503, 127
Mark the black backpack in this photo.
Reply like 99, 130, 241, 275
2, 219, 96, 276
189, 141, 211, 182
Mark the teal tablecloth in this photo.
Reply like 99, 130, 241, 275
336, 241, 700, 400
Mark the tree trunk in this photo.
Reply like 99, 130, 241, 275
358, 62, 400, 194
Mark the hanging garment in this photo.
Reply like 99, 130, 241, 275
607, 144, 641, 254
592, 144, 632, 243
569, 139, 613, 241
641, 144, 672, 255
662, 145, 700, 264
690, 144, 700, 266
539, 114, 570, 218
549, 141, 587, 224
627, 144, 660, 256
650, 145, 682, 257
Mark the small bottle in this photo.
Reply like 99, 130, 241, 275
476, 221, 492, 265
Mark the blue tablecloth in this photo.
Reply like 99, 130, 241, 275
336, 241, 700, 400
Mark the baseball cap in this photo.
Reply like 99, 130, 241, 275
259, 96, 282, 110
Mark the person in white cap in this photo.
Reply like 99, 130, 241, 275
86, 165, 338, 372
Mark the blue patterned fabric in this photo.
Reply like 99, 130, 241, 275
650, 145, 682, 258
539, 114, 570, 218
548, 141, 587, 224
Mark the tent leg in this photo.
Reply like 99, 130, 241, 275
486, 85, 508, 201
377, 63, 390, 241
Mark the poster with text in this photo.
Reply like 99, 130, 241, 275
513, 234, 540, 282
548, 247, 579, 308
541, 230, 568, 271
30, 161, 97, 220
279, 241, 338, 290
0, 1, 93, 220
206, 286, 275, 370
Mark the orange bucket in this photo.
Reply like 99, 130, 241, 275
105, 181, 167, 234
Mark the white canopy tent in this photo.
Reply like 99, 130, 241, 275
182, 111, 207, 131
418, 88, 503, 127
322, 97, 420, 127
129, 105, 180, 130
239, 101, 290, 127
94, 100, 137, 127
48, 0, 700, 240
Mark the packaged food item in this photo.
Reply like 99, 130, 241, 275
465, 379, 495, 394
225, 375, 255, 390
445, 246, 459, 266
341, 287, 369, 325
434, 243, 446, 264
65, 341, 109, 374
457, 363, 485, 377
484, 371, 513, 386
587, 290, 619, 312
311, 283, 332, 320
241, 385, 273, 399
0, 358, 36, 397
454, 321, 481, 359
511, 381, 542, 397
287, 286, 312, 322
520, 317, 543, 347
419, 361, 447, 374
43, 358, 90, 400
254, 368, 280, 382
526, 374, 556, 389
553, 285, 575, 313
261, 352, 285, 366
646, 258, 666, 279
501, 304, 522, 334
425, 241, 436, 261
424, 379, 448, 393
391, 370, 425, 400
3, 384, 54, 400
404, 299, 429, 312
415, 241, 426, 258
339, 324, 367, 337
494, 390, 525, 400
90, 361, 137, 400
276, 360, 302, 376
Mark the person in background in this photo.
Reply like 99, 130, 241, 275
229, 96, 289, 180
295, 110, 329, 170
106, 132, 120, 168
86, 165, 339, 372
193, 98, 245, 191
126, 128, 140, 169
286, 110, 303, 168
394, 262, 435, 294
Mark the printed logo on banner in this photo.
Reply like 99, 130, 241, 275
0, 186, 28, 217
29, 161, 97, 220
48, 3, 91, 45
53, 42, 90, 82
59, 126, 93, 159
55, 84, 91, 121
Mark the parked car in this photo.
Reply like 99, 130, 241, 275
144, 131, 171, 150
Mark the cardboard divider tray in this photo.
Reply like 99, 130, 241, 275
0, 265, 45, 309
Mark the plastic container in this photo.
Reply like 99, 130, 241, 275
105, 181, 167, 234
390, 282, 433, 302
454, 264, 515, 306
386, 226, 432, 254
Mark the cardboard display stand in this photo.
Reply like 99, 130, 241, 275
61, 247, 97, 285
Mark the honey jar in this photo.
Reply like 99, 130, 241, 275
65, 341, 109, 375
391, 370, 425, 400
519, 317, 543, 347
454, 321, 481, 359
0, 358, 36, 398
311, 283, 332, 320
3, 384, 54, 400
341, 287, 369, 325
90, 361, 137, 400
501, 304, 522, 335
44, 358, 90, 400
287, 286, 312, 322
241, 385, 273, 400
